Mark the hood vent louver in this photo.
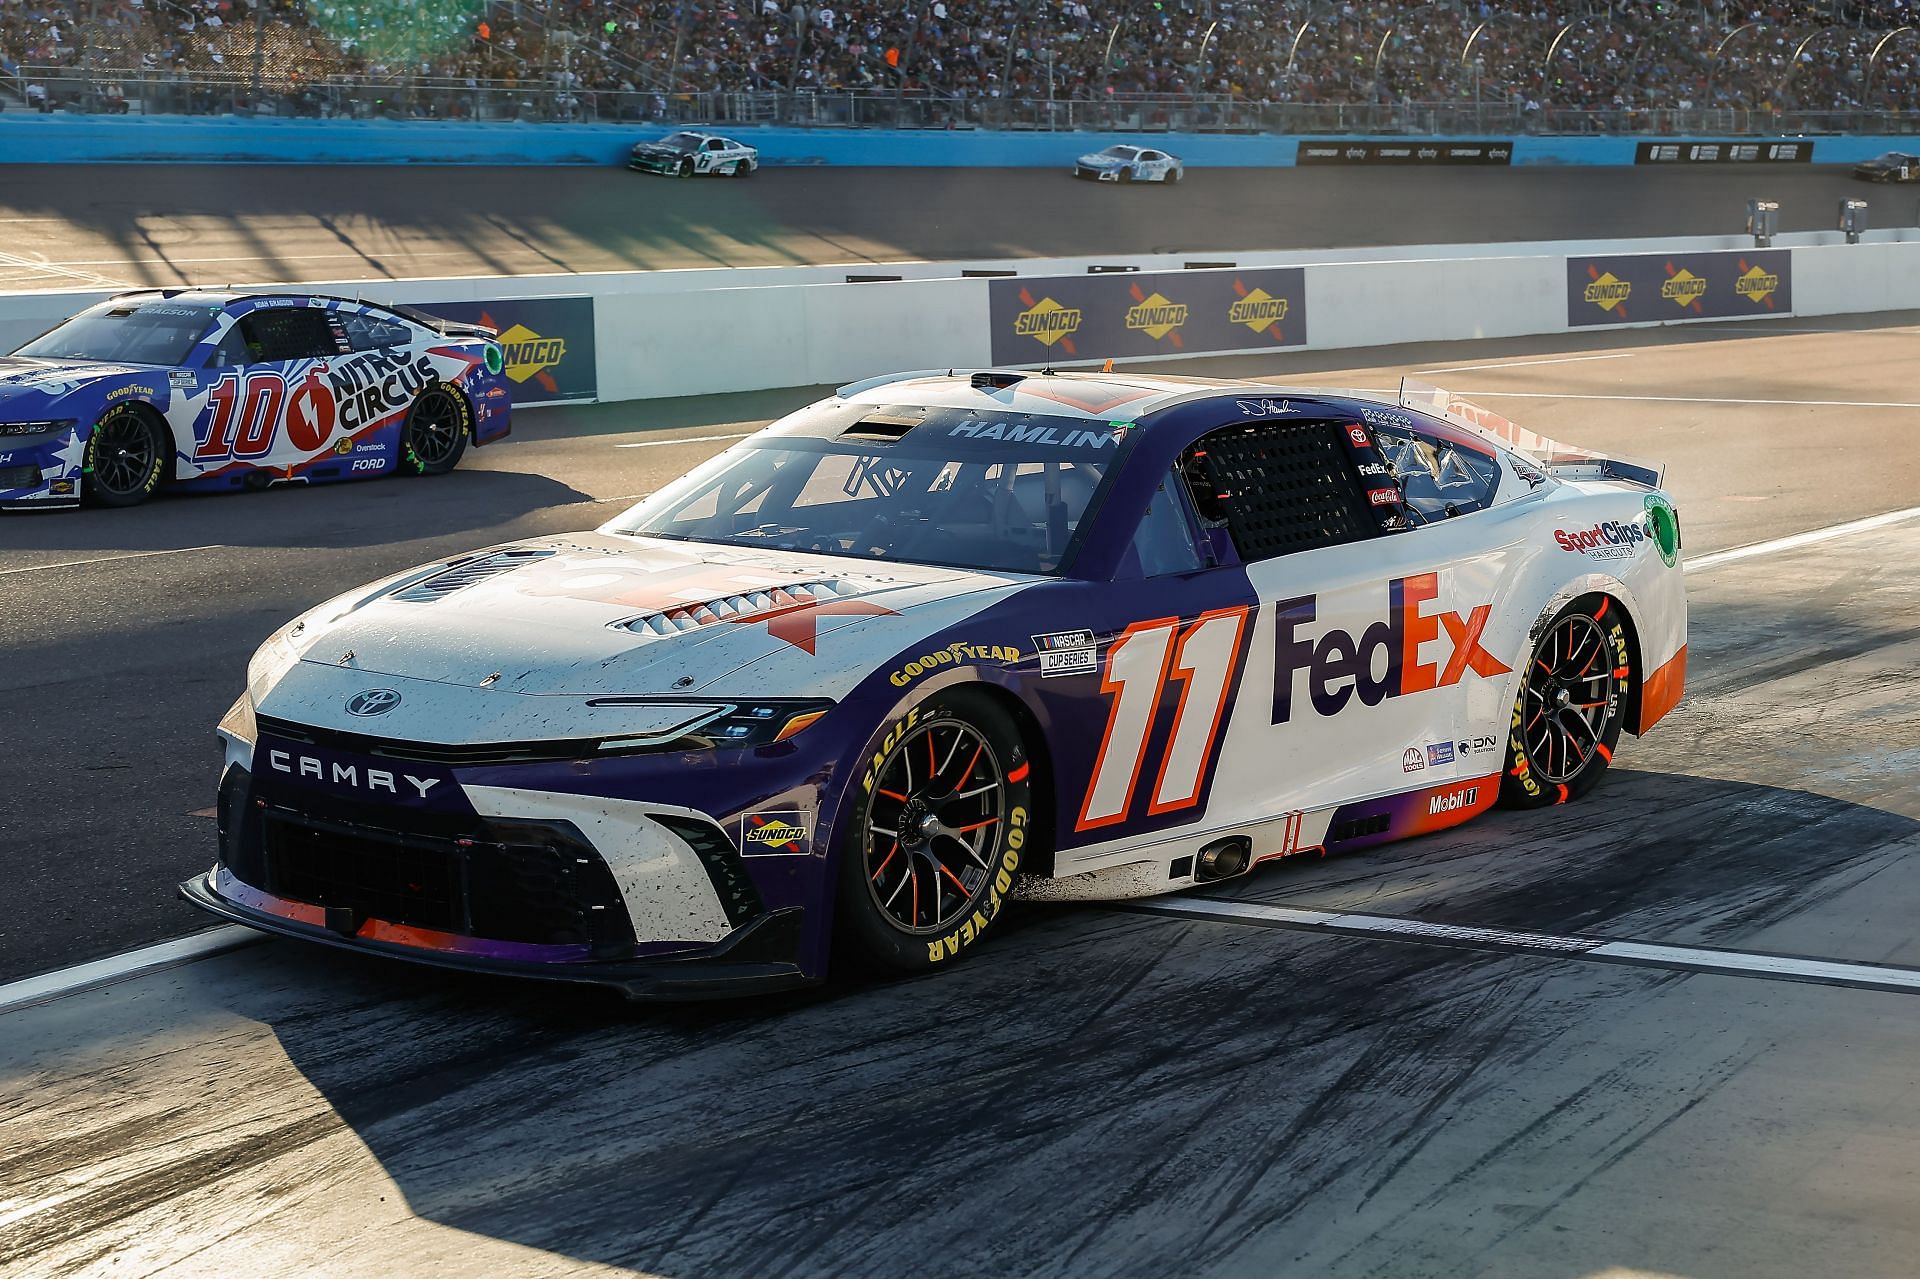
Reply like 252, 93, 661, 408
615, 579, 859, 637
392, 548, 557, 603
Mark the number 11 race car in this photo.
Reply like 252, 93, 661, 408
0, 290, 511, 510
182, 370, 1687, 999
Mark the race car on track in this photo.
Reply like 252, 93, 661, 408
183, 370, 1687, 999
1073, 144, 1184, 183
628, 130, 758, 177
0, 290, 510, 510
1854, 151, 1920, 182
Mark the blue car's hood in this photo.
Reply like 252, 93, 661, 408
1077, 153, 1132, 168
0, 357, 158, 410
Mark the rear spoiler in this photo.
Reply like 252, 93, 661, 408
387, 302, 498, 341
1397, 379, 1665, 489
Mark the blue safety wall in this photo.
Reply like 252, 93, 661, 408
0, 113, 1910, 166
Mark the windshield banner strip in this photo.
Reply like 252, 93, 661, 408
988, 268, 1307, 366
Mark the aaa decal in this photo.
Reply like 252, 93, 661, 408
1272, 573, 1511, 724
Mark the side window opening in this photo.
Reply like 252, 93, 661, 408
1119, 475, 1207, 579
1372, 425, 1502, 520
1177, 418, 1388, 563
232, 308, 338, 362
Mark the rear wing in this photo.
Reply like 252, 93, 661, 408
1397, 378, 1664, 489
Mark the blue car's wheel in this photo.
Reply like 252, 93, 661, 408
838, 688, 1036, 973
399, 385, 471, 476
85, 403, 168, 508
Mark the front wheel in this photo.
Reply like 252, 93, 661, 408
836, 689, 1036, 973
398, 385, 471, 476
679, 157, 695, 178
1500, 598, 1631, 808
85, 403, 168, 507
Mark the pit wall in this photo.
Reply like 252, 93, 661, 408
2, 228, 1916, 403
0, 113, 1914, 166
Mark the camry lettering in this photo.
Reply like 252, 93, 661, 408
266, 749, 442, 798
1271, 573, 1511, 723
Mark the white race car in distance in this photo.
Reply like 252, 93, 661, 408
1074, 144, 1184, 183
628, 130, 759, 177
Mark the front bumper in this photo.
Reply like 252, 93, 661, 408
1074, 164, 1122, 182
0, 434, 80, 509
181, 869, 808, 999
628, 155, 683, 174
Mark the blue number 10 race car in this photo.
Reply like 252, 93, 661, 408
182, 369, 1687, 999
0, 290, 511, 511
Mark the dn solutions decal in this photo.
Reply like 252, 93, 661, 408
421, 296, 598, 404
989, 269, 1307, 365
1566, 250, 1790, 327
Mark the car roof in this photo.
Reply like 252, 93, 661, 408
833, 369, 1379, 423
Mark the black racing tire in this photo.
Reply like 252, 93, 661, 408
1120, 167, 1136, 184
679, 157, 695, 178
734, 158, 754, 177
398, 384, 471, 477
836, 688, 1037, 974
1169, 167, 1183, 184
1500, 596, 1632, 809
85, 402, 168, 508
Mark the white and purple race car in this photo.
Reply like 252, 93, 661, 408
183, 370, 1688, 998
0, 290, 510, 510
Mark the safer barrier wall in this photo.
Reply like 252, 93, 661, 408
2, 230, 1917, 405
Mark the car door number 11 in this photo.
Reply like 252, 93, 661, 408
1077, 606, 1250, 831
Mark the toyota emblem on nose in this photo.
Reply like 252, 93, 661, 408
345, 688, 402, 717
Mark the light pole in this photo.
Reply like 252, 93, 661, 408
1866, 26, 1914, 111
1705, 21, 1759, 109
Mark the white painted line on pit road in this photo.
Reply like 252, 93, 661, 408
1417, 389, 1920, 410
0, 926, 260, 1018
0, 544, 224, 576
1686, 505, 1920, 572
1412, 353, 1636, 376
1128, 897, 1920, 996
614, 431, 756, 450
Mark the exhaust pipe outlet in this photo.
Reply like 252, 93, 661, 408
1194, 835, 1252, 883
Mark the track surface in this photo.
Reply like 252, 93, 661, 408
0, 162, 1890, 289
5, 317, 1920, 1277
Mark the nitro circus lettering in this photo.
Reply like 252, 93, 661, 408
329, 349, 437, 432
1555, 520, 1646, 557
1429, 786, 1480, 816
266, 749, 442, 799
889, 641, 1021, 687
1271, 573, 1512, 724
946, 420, 1119, 450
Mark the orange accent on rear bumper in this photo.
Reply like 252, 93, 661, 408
1636, 644, 1688, 733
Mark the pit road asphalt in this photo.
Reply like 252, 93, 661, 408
0, 162, 1896, 288
4, 316, 1920, 1278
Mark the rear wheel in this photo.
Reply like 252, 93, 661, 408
733, 158, 754, 177
836, 690, 1035, 973
1500, 598, 1632, 808
399, 385, 471, 476
85, 403, 168, 507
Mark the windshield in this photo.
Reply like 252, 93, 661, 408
604, 407, 1123, 574
658, 132, 703, 152
14, 300, 221, 366
1879, 152, 1910, 163
1099, 146, 1140, 159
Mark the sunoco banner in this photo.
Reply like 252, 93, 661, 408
988, 268, 1307, 366
419, 296, 597, 405
1566, 250, 1791, 328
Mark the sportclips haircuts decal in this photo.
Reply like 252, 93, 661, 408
1566, 249, 1791, 328
989, 269, 1307, 365
418, 296, 597, 405
1296, 140, 1512, 166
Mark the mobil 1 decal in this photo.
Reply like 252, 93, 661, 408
1567, 248, 1790, 327
989, 268, 1307, 366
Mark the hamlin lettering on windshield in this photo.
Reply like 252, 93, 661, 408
946, 420, 1120, 449
266, 748, 443, 799
1271, 573, 1511, 723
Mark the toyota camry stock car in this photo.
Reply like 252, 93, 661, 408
182, 370, 1688, 999
0, 290, 511, 510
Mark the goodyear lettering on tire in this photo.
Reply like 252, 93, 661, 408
927, 805, 1026, 964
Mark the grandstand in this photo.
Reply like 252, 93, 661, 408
3, 0, 1919, 130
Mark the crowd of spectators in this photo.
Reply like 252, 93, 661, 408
7, 0, 1920, 119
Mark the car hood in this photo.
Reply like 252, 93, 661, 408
264, 532, 1029, 712
1077, 153, 1132, 167
632, 143, 691, 155
0, 357, 152, 407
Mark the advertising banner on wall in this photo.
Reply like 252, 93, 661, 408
1565, 249, 1791, 328
988, 268, 1307, 366
419, 296, 597, 405
1297, 140, 1513, 165
1634, 140, 1814, 164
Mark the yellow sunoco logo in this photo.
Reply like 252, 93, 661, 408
1584, 271, 1632, 312
1125, 292, 1189, 341
1229, 289, 1289, 333
744, 820, 807, 846
1661, 268, 1706, 307
1736, 264, 1781, 305
496, 324, 566, 383
1013, 297, 1082, 347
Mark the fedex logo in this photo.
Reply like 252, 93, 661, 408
1272, 573, 1510, 723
